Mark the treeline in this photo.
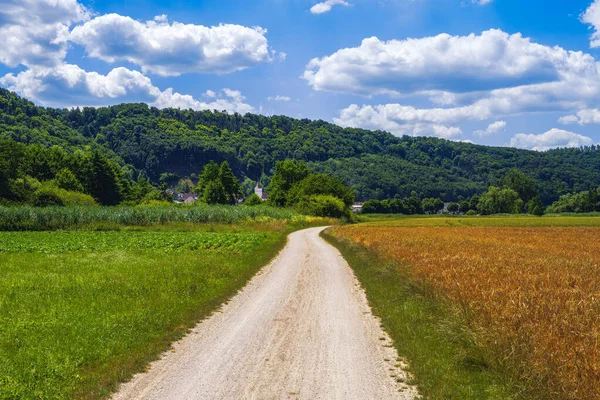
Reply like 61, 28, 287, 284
547, 188, 600, 213
3, 88, 600, 204
364, 169, 545, 216
0, 139, 167, 206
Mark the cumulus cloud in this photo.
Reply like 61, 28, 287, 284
474, 120, 506, 136
0, 64, 254, 113
333, 104, 469, 138
432, 125, 463, 139
268, 95, 291, 102
583, 0, 600, 48
0, 0, 89, 67
509, 128, 593, 151
310, 0, 350, 14
154, 88, 254, 114
559, 109, 600, 125
302, 30, 581, 96
327, 27, 600, 135
70, 14, 274, 76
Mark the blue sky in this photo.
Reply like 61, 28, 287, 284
2, 0, 600, 150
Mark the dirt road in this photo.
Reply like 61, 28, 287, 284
112, 227, 418, 400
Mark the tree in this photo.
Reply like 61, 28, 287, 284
54, 168, 84, 193
219, 161, 243, 205
422, 198, 444, 214
80, 150, 125, 206
477, 186, 523, 215
497, 169, 538, 203
458, 200, 470, 214
447, 202, 459, 214
528, 196, 544, 216
244, 193, 263, 206
197, 161, 220, 197
267, 160, 310, 207
287, 173, 355, 208
203, 180, 227, 205
127, 178, 154, 203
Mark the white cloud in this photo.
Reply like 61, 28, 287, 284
302, 29, 583, 96
0, 0, 89, 67
155, 88, 254, 114
583, 0, 600, 48
474, 120, 506, 136
70, 14, 275, 76
310, 0, 350, 14
268, 95, 291, 102
432, 125, 463, 139
0, 64, 254, 113
472, 0, 493, 4
559, 109, 600, 125
329, 29, 600, 133
509, 128, 593, 151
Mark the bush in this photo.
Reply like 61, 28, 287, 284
54, 168, 84, 193
244, 193, 263, 206
33, 191, 65, 207
34, 184, 97, 207
141, 189, 171, 204
466, 210, 477, 216
294, 195, 349, 219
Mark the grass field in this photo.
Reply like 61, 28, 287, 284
325, 216, 600, 400
0, 204, 313, 231
0, 222, 312, 399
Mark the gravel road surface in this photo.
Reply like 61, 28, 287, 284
112, 227, 418, 400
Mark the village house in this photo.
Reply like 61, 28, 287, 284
352, 202, 364, 213
177, 193, 198, 204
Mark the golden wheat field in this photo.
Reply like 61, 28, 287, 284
333, 224, 600, 400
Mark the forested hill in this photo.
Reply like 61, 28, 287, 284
2, 88, 600, 204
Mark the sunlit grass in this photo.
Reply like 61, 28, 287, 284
0, 223, 297, 399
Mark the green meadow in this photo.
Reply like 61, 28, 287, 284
0, 223, 301, 399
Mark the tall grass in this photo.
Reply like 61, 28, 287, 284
0, 204, 307, 231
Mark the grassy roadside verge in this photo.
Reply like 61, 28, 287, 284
322, 229, 525, 400
0, 222, 321, 399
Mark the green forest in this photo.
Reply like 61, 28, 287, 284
2, 88, 600, 206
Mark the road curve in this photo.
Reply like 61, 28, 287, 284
112, 227, 418, 400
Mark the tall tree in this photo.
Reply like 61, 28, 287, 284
497, 169, 538, 203
477, 186, 523, 215
219, 161, 243, 205
197, 161, 220, 197
267, 160, 310, 207
80, 150, 125, 206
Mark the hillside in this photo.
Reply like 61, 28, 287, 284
2, 88, 600, 204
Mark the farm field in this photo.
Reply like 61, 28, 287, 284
326, 216, 600, 400
0, 222, 306, 399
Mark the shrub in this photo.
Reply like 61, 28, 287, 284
244, 193, 263, 206
466, 210, 477, 216
34, 184, 97, 207
141, 189, 171, 204
294, 195, 349, 219
33, 190, 65, 207
54, 168, 84, 193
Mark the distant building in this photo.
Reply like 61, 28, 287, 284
352, 202, 364, 213
179, 193, 198, 204
254, 184, 268, 201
